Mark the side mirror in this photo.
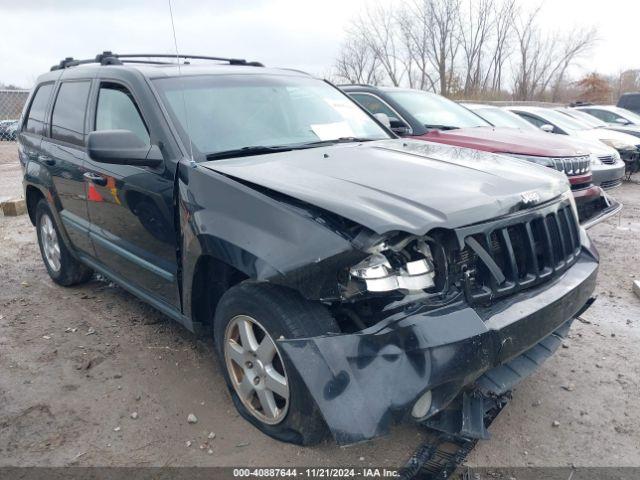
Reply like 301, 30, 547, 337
615, 117, 631, 125
389, 117, 412, 136
87, 130, 163, 167
373, 112, 391, 128
540, 124, 555, 133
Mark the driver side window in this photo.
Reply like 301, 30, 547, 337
587, 109, 619, 123
95, 83, 150, 145
518, 113, 546, 128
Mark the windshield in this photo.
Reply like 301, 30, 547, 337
536, 109, 591, 131
385, 90, 490, 129
558, 109, 607, 128
153, 74, 390, 157
473, 107, 538, 130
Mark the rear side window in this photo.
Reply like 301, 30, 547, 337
584, 109, 619, 123
95, 84, 149, 145
517, 112, 546, 128
51, 81, 91, 145
24, 83, 54, 136
350, 93, 398, 119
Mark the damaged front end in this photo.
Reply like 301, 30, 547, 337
275, 195, 599, 445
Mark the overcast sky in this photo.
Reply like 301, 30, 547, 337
0, 0, 637, 88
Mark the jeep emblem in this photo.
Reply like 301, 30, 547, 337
520, 191, 541, 205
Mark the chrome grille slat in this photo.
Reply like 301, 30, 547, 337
598, 155, 616, 165
549, 155, 591, 176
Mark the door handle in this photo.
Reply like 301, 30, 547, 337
83, 172, 108, 186
38, 155, 55, 166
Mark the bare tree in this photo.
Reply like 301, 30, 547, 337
458, 0, 494, 96
334, 0, 597, 101
399, 0, 462, 95
513, 6, 597, 100
548, 27, 598, 101
482, 0, 516, 93
351, 3, 405, 86
397, 1, 438, 91
334, 34, 381, 85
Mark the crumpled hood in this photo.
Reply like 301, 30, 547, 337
418, 126, 591, 157
202, 139, 569, 235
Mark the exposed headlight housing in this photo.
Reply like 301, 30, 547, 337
349, 240, 437, 293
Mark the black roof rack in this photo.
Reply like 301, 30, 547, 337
336, 83, 378, 88
51, 51, 264, 71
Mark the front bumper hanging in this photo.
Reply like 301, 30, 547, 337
278, 253, 598, 445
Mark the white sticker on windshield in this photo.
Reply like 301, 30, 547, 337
310, 121, 356, 141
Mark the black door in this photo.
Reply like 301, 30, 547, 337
40, 80, 94, 255
84, 82, 180, 307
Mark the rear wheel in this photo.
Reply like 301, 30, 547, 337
213, 282, 339, 445
35, 200, 93, 286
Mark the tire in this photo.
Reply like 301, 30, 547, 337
35, 199, 93, 286
213, 282, 340, 445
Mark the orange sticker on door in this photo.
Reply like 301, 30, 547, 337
87, 183, 104, 202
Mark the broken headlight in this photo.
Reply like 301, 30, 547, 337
349, 239, 437, 293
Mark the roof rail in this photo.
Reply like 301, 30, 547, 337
336, 83, 377, 88
51, 51, 264, 71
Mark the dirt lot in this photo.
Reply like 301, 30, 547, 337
1, 143, 639, 469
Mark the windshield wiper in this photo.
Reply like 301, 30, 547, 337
424, 124, 460, 131
205, 138, 377, 160
297, 137, 378, 147
205, 145, 299, 160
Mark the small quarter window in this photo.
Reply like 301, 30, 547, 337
350, 93, 398, 119
95, 84, 149, 145
25, 83, 54, 136
51, 81, 91, 145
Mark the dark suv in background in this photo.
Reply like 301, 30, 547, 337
19, 53, 598, 446
618, 92, 640, 115
342, 85, 621, 227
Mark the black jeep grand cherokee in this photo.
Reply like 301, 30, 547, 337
18, 53, 598, 446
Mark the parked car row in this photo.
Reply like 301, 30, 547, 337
17, 53, 610, 447
0, 119, 19, 140
504, 106, 639, 181
342, 85, 622, 227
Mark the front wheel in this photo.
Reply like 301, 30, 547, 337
213, 282, 340, 445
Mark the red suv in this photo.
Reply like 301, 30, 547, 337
342, 85, 621, 227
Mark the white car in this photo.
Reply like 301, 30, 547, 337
575, 105, 640, 127
556, 106, 640, 140
507, 106, 631, 189
507, 106, 639, 151
463, 104, 540, 132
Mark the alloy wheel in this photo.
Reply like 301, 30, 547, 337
40, 214, 61, 272
224, 315, 290, 425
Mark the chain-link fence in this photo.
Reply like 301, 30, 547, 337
0, 89, 29, 141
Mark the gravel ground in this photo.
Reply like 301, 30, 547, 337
0, 143, 22, 202
0, 144, 639, 470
